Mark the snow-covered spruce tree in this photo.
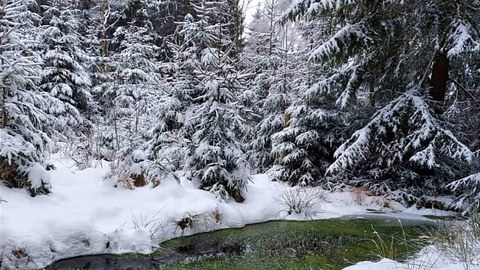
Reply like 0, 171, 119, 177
269, 61, 353, 187
285, 0, 480, 109
38, 2, 96, 168
148, 35, 194, 177
446, 32, 480, 211
327, 89, 474, 198
243, 6, 268, 57
284, 0, 480, 198
105, 21, 163, 188
180, 2, 251, 201
248, 54, 291, 174
0, 0, 53, 196
442, 9, 480, 153
149, 0, 250, 182
243, 0, 302, 174
245, 1, 355, 185
85, 0, 128, 162
442, 66, 480, 211
242, 3, 280, 172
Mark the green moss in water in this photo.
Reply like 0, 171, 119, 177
156, 219, 429, 270
120, 252, 143, 260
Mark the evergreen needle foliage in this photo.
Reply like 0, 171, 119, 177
0, 0, 479, 206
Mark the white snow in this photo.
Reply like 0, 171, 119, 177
448, 19, 474, 58
27, 163, 51, 190
344, 245, 478, 270
309, 23, 371, 61
132, 150, 146, 163
0, 158, 460, 269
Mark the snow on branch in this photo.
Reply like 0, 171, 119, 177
336, 66, 363, 109
447, 18, 478, 58
327, 90, 474, 175
448, 173, 480, 211
304, 64, 352, 98
284, 0, 355, 20
309, 23, 371, 62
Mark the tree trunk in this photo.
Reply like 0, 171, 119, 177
268, 0, 275, 55
99, 0, 109, 73
2, 86, 7, 128
430, 51, 449, 104
368, 80, 375, 107
230, 0, 244, 58
0, 5, 6, 128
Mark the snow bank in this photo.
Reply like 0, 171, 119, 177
344, 245, 476, 270
0, 160, 454, 269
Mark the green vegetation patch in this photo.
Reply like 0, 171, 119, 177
155, 219, 430, 270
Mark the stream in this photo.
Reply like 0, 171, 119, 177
46, 215, 437, 270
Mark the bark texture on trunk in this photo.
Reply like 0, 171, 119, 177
430, 51, 449, 102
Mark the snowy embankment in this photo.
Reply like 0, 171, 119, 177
345, 245, 478, 270
0, 159, 455, 270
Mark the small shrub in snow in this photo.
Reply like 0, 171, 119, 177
278, 186, 326, 217
175, 215, 196, 233
1, 157, 52, 197
130, 211, 166, 240
175, 210, 223, 235
26, 163, 52, 197
175, 216, 193, 232
57, 138, 97, 170
107, 149, 163, 189
9, 247, 33, 268
352, 186, 375, 205
10, 248, 28, 260
212, 209, 222, 224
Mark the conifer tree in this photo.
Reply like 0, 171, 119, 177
270, 66, 353, 187
245, 0, 296, 173
285, 0, 480, 108
105, 16, 163, 187
39, 2, 94, 135
327, 89, 474, 197
0, 0, 54, 196
283, 0, 480, 197
87, 0, 120, 162
148, 33, 194, 176
180, 2, 251, 201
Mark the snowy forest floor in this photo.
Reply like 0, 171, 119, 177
0, 156, 474, 270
